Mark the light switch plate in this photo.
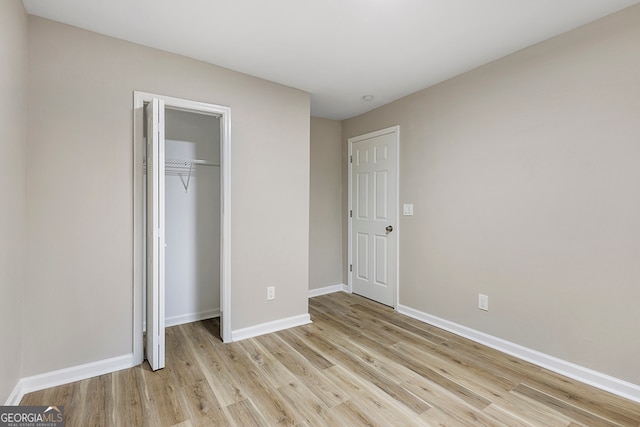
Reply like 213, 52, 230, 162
403, 204, 414, 216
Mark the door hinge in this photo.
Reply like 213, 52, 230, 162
350, 264, 353, 272
350, 210, 352, 218
350, 155, 353, 163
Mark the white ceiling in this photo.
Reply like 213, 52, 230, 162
23, 0, 640, 120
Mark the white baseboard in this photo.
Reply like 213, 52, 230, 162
308, 284, 348, 298
397, 304, 640, 404
231, 313, 312, 342
166, 308, 220, 328
5, 381, 24, 406
5, 353, 134, 406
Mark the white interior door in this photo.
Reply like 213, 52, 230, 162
350, 128, 398, 307
146, 98, 165, 370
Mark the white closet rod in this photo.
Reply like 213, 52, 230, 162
165, 158, 219, 170
165, 158, 218, 192
142, 158, 220, 169
143, 158, 219, 192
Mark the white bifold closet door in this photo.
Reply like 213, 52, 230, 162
146, 98, 165, 371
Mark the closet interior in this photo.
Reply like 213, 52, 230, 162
145, 107, 221, 332
165, 108, 221, 327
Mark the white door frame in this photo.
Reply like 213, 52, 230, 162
347, 125, 400, 308
133, 91, 232, 365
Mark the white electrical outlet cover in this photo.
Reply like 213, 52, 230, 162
478, 294, 489, 311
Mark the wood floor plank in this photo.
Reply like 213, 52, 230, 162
18, 292, 640, 427
225, 398, 269, 427
166, 326, 207, 388
184, 320, 249, 407
138, 362, 187, 427
392, 339, 515, 400
112, 368, 145, 427
75, 374, 111, 427
255, 333, 346, 408
483, 391, 576, 427
276, 381, 344, 427
323, 365, 431, 426
214, 341, 301, 426
335, 295, 450, 344
49, 382, 83, 426
331, 400, 390, 427
276, 328, 335, 371
178, 380, 231, 427
401, 376, 512, 426
518, 374, 640, 426
481, 400, 572, 427
360, 307, 521, 389
238, 338, 298, 389
309, 309, 493, 411
18, 388, 41, 406
288, 323, 432, 415
420, 404, 509, 427
513, 383, 626, 427
310, 298, 402, 347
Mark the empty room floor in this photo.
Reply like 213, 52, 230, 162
21, 292, 640, 426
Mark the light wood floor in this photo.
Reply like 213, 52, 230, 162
22, 292, 640, 426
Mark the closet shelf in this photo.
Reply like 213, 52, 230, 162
143, 157, 219, 192
164, 158, 219, 175
143, 158, 220, 175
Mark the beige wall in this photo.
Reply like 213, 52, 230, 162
25, 17, 310, 377
342, 5, 640, 385
0, 0, 27, 402
309, 118, 343, 290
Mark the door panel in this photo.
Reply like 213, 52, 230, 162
375, 171, 388, 220
374, 235, 388, 285
357, 173, 369, 219
356, 233, 369, 280
146, 98, 165, 371
351, 129, 397, 306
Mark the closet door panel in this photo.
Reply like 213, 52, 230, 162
145, 98, 165, 371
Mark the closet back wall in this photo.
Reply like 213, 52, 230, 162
164, 110, 221, 326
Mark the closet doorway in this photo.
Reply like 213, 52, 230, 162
133, 92, 231, 370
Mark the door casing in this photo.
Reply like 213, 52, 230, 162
347, 125, 400, 308
133, 91, 232, 366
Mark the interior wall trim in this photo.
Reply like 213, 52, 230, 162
165, 308, 221, 328
4, 353, 134, 406
4, 381, 23, 406
308, 284, 348, 298
230, 314, 312, 342
397, 304, 640, 404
